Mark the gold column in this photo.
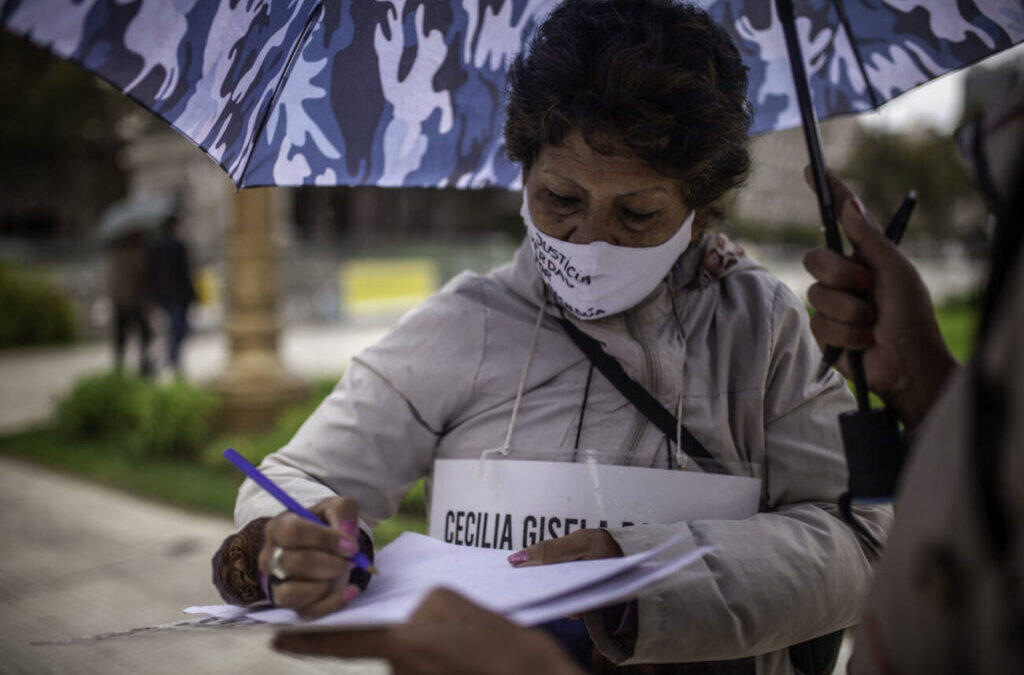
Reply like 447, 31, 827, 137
215, 187, 308, 431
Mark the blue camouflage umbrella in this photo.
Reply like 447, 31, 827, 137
1, 0, 1021, 190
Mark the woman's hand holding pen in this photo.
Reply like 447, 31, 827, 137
802, 171, 957, 429
258, 496, 364, 618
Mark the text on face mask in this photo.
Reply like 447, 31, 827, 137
529, 230, 593, 289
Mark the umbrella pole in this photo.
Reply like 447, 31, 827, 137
774, 0, 843, 254
775, 0, 870, 411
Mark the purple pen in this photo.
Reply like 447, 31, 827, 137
223, 448, 377, 574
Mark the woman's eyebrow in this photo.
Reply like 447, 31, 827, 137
539, 170, 669, 198
538, 169, 583, 190
619, 186, 669, 197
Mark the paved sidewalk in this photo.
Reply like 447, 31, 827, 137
0, 322, 391, 433
0, 323, 393, 673
0, 457, 385, 675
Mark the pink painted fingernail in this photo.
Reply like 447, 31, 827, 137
340, 520, 358, 538
507, 550, 529, 566
338, 537, 358, 556
342, 585, 360, 603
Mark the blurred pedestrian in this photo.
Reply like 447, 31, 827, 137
108, 230, 153, 376
147, 215, 196, 376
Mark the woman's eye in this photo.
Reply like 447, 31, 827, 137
623, 208, 657, 222
547, 190, 580, 208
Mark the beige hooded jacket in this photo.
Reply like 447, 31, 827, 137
236, 234, 891, 673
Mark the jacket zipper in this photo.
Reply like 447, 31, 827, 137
619, 310, 659, 466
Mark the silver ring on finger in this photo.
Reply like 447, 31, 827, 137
269, 545, 290, 583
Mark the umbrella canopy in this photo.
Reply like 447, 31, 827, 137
95, 193, 176, 243
2, 0, 1021, 190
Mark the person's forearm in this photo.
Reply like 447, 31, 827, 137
591, 504, 890, 663
234, 362, 440, 531
211, 517, 269, 604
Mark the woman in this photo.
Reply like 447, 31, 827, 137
213, 1, 890, 671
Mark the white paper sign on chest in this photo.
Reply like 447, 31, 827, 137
429, 458, 761, 551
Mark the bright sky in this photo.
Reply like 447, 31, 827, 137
860, 43, 1024, 133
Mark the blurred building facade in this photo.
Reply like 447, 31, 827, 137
732, 116, 860, 230
120, 129, 523, 259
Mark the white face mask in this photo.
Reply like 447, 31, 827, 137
522, 189, 694, 320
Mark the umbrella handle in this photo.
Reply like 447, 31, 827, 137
774, 0, 844, 255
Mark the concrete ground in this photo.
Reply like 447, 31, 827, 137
0, 457, 386, 675
0, 323, 392, 674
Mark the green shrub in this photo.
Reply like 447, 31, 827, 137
0, 260, 76, 348
137, 381, 220, 460
55, 372, 147, 439
55, 372, 220, 461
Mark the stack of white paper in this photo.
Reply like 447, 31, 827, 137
187, 532, 711, 629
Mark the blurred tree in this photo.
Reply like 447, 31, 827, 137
841, 127, 982, 241
0, 33, 133, 239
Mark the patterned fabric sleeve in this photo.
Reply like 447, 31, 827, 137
211, 517, 269, 605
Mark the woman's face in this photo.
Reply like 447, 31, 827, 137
525, 131, 691, 247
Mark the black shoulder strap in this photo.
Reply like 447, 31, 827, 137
557, 317, 725, 473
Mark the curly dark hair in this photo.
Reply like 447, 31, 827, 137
504, 0, 751, 209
